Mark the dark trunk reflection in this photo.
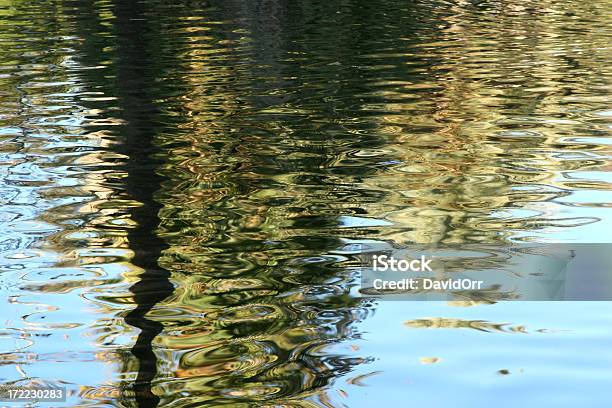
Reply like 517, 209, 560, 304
112, 1, 173, 406
67, 0, 175, 405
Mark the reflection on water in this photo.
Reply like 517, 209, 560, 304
405, 317, 530, 333
0, 0, 610, 406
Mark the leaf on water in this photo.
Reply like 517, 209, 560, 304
419, 357, 442, 364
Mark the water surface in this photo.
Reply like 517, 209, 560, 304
0, 0, 611, 406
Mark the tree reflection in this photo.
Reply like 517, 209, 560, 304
67, 0, 176, 405
111, 1, 175, 405
58, 0, 611, 406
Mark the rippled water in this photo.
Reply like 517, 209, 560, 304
0, 0, 611, 406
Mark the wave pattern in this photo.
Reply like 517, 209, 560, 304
0, 0, 610, 407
